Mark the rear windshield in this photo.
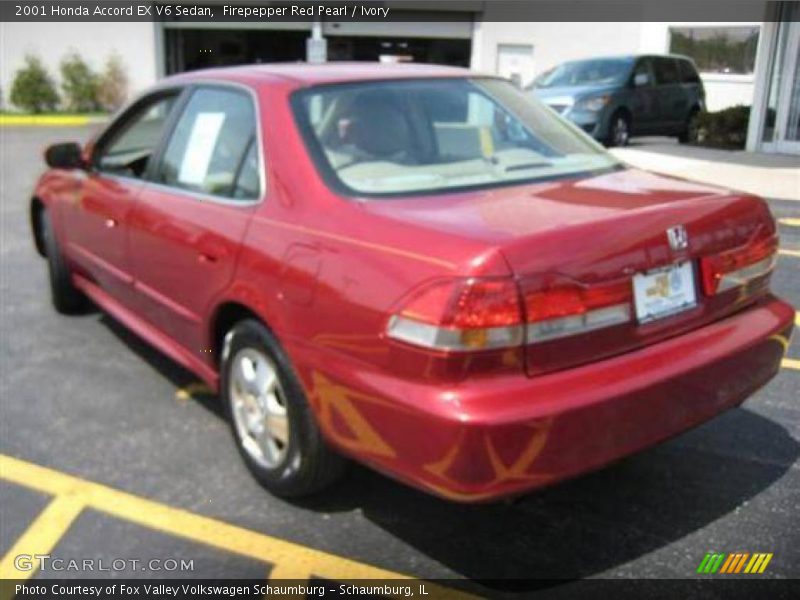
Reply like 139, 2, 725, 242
291, 78, 621, 197
535, 58, 633, 88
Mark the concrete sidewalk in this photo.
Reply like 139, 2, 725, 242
611, 139, 800, 201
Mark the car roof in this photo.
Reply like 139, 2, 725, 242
562, 54, 694, 63
167, 62, 479, 88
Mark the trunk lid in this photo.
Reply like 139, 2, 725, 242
364, 168, 777, 375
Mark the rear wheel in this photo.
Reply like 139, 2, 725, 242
221, 319, 346, 497
41, 211, 86, 314
679, 109, 701, 144
605, 111, 631, 147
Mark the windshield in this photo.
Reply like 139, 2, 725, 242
291, 78, 621, 197
535, 58, 633, 88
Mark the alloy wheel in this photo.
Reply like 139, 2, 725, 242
229, 347, 290, 468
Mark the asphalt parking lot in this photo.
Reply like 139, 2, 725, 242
1, 126, 799, 593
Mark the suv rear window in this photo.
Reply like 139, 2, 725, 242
678, 60, 701, 84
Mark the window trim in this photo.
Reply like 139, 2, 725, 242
146, 80, 267, 206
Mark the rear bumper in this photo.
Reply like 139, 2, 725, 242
299, 297, 794, 502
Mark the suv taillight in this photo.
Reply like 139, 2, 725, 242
700, 235, 777, 296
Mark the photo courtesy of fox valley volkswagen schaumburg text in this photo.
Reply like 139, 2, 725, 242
1, 0, 798, 598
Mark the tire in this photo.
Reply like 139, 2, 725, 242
221, 319, 347, 498
41, 210, 86, 314
679, 109, 700, 144
605, 111, 631, 147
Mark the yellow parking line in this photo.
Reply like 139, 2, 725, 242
0, 115, 92, 126
0, 454, 471, 598
0, 495, 85, 579
779, 248, 800, 258
778, 218, 800, 227
783, 358, 800, 370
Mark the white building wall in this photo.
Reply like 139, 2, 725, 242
0, 22, 158, 110
471, 21, 644, 88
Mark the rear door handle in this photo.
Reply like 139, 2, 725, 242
105, 218, 117, 228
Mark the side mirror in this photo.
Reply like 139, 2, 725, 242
633, 73, 650, 87
44, 142, 84, 169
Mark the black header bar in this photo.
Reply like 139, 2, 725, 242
1, 1, 792, 23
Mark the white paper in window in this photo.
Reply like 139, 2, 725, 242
178, 112, 226, 186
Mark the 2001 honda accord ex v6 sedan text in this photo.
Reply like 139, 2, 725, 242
31, 64, 794, 502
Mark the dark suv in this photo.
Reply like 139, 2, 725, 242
529, 54, 705, 146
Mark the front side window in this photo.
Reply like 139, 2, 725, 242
632, 58, 655, 86
157, 87, 260, 200
292, 78, 620, 197
95, 93, 178, 178
670, 26, 760, 75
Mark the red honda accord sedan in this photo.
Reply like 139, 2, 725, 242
31, 63, 793, 502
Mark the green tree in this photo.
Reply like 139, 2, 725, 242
60, 51, 99, 112
96, 53, 129, 112
9, 55, 60, 113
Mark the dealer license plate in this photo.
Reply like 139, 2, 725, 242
633, 261, 697, 324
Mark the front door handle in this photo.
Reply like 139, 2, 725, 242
105, 218, 117, 228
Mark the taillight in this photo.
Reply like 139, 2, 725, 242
386, 278, 524, 351
525, 280, 632, 343
700, 235, 777, 296
387, 276, 634, 352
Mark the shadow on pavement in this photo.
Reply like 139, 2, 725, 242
296, 409, 798, 586
100, 314, 224, 418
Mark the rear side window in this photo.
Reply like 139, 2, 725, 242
653, 58, 680, 85
678, 60, 701, 84
157, 87, 260, 200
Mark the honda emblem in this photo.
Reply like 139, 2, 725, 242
667, 225, 689, 251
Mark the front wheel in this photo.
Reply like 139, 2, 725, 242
41, 211, 86, 314
605, 111, 631, 147
221, 319, 346, 498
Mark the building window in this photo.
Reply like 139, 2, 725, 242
669, 26, 760, 75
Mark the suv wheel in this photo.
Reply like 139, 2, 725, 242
42, 211, 86, 314
221, 319, 347, 497
679, 109, 700, 144
606, 111, 631, 147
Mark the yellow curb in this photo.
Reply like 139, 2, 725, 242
0, 115, 91, 126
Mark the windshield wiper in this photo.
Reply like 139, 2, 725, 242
505, 161, 553, 172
